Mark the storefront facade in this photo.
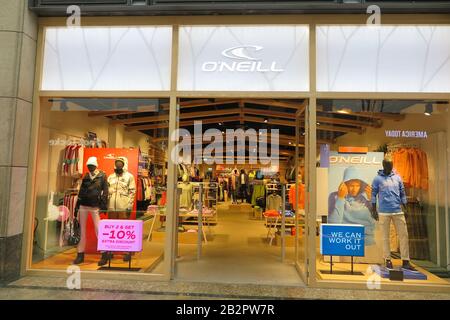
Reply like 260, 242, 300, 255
1, 1, 449, 293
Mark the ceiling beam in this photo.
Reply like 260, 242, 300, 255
126, 115, 239, 131
113, 108, 241, 125
243, 99, 303, 110
112, 114, 169, 125
353, 112, 405, 121
161, 99, 240, 110
244, 107, 376, 128
316, 115, 379, 128
296, 100, 308, 117
244, 115, 295, 127
243, 107, 295, 120
88, 103, 159, 117
317, 106, 405, 121
315, 123, 364, 134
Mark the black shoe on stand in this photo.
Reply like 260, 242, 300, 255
123, 253, 131, 262
402, 260, 418, 272
98, 252, 110, 266
385, 259, 394, 269
73, 253, 84, 265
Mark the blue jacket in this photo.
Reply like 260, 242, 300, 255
371, 170, 407, 213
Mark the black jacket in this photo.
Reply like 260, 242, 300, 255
77, 171, 108, 209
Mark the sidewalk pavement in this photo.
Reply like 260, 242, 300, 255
1, 276, 450, 300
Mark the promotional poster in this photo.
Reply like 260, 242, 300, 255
82, 148, 140, 253
326, 151, 384, 263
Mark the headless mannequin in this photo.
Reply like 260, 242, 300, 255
371, 159, 415, 271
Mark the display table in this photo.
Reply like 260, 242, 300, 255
263, 211, 305, 245
146, 208, 214, 243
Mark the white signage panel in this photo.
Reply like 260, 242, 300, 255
178, 26, 309, 91
317, 26, 450, 93
42, 26, 172, 91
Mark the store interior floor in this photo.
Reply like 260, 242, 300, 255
152, 202, 304, 286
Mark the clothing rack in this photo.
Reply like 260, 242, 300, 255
386, 143, 420, 152
266, 183, 280, 191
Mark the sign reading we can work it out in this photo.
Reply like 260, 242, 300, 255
320, 224, 365, 257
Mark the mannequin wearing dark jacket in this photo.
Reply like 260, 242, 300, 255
238, 169, 249, 203
73, 157, 108, 265
77, 171, 108, 209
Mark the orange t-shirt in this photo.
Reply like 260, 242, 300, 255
289, 184, 305, 210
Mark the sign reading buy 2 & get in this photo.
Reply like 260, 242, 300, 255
98, 220, 143, 252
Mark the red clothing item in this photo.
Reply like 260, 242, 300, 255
136, 178, 144, 201
160, 191, 167, 206
289, 183, 305, 210
264, 210, 280, 217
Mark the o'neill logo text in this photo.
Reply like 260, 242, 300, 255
201, 45, 284, 73
330, 156, 382, 165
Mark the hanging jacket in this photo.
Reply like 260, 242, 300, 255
251, 184, 266, 206
266, 194, 282, 211
371, 169, 407, 214
77, 170, 108, 209
107, 157, 136, 211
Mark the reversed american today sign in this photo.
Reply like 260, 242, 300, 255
178, 25, 309, 91
320, 224, 365, 257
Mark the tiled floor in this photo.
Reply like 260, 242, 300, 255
164, 203, 302, 286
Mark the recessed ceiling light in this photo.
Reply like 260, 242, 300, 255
264, 118, 268, 123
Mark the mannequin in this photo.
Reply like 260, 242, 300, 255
179, 174, 193, 209
103, 156, 136, 265
231, 168, 239, 204
73, 157, 108, 265
239, 169, 248, 203
371, 156, 416, 271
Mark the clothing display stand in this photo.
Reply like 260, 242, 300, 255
326, 255, 355, 275
281, 184, 286, 262
204, 182, 218, 223
98, 251, 141, 272
197, 184, 203, 260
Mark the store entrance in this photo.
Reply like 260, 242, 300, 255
159, 98, 307, 285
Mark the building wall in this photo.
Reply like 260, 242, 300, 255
0, 0, 37, 284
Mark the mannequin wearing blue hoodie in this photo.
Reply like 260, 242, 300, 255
328, 166, 376, 246
371, 157, 416, 271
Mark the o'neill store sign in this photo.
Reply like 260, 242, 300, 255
177, 26, 309, 91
